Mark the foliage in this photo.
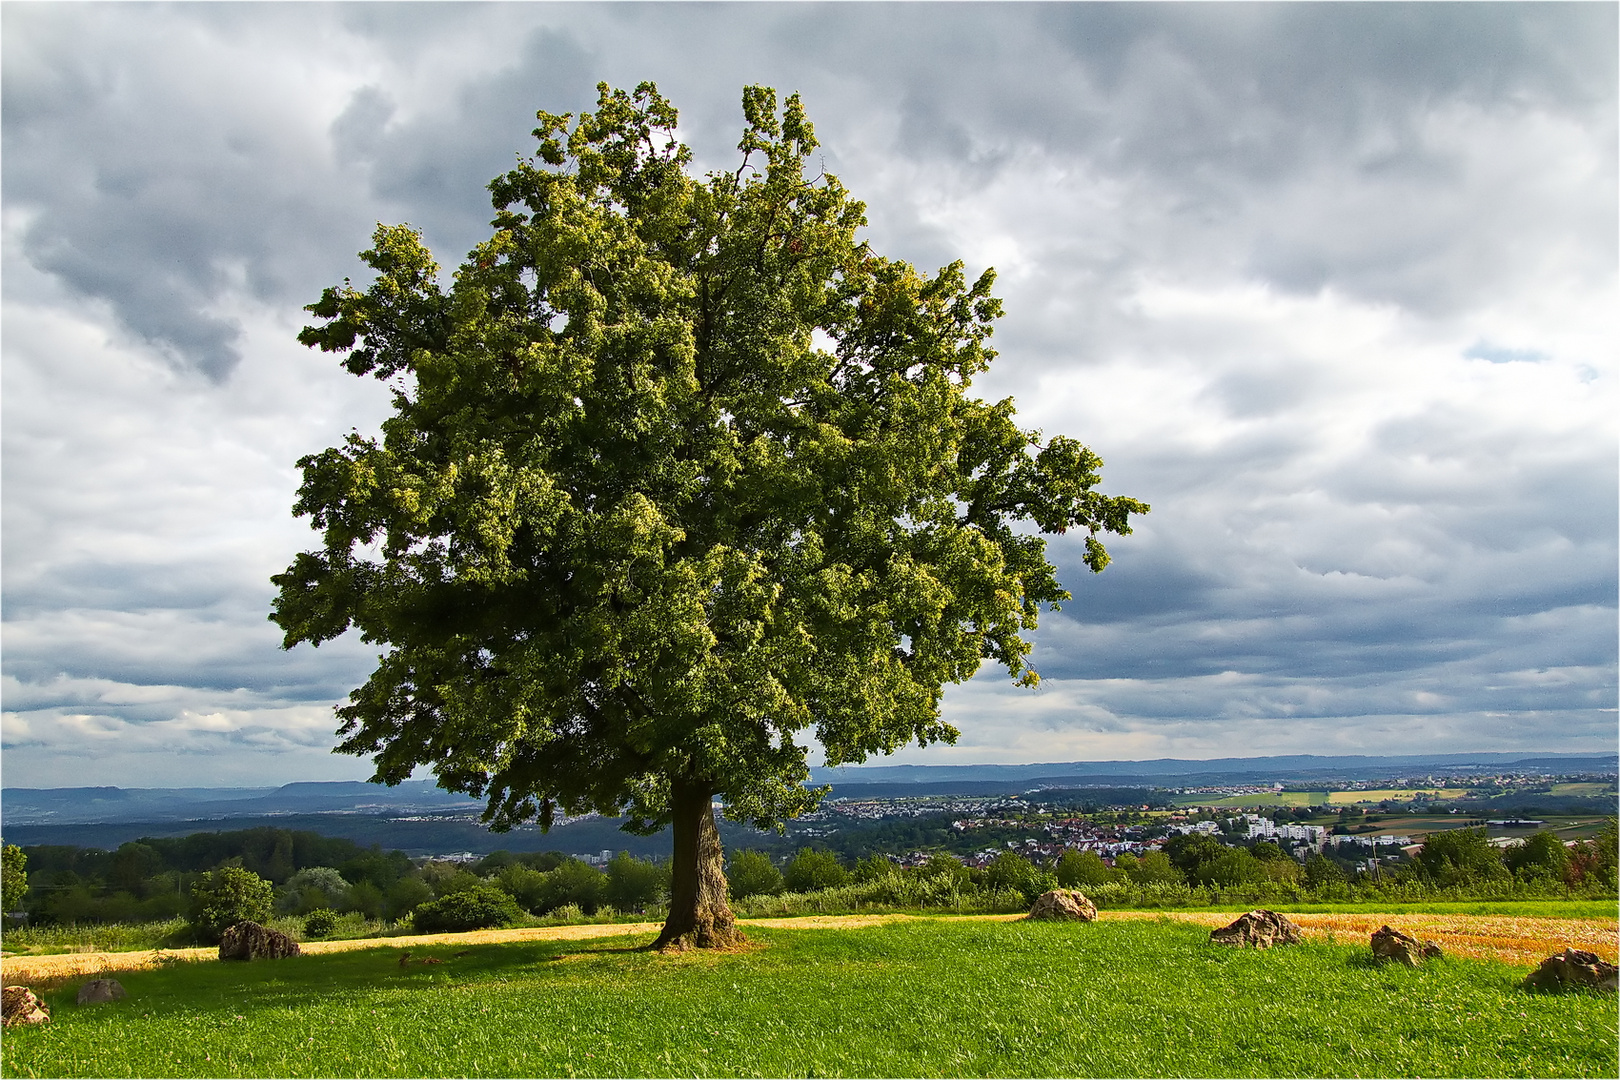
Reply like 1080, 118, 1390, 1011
188, 867, 275, 942
783, 848, 850, 892
494, 865, 551, 911
1, 843, 26, 913
302, 908, 339, 939
1503, 831, 1571, 883
980, 851, 1054, 904
1565, 819, 1618, 890
277, 867, 352, 915
1413, 827, 1507, 885
6, 920, 1614, 1079
726, 850, 783, 899
421, 863, 484, 898
535, 860, 608, 914
1303, 852, 1347, 890
604, 852, 668, 911
1055, 849, 1117, 888
409, 883, 524, 933
271, 79, 1145, 928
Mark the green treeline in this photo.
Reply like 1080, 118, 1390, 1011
2, 820, 1613, 943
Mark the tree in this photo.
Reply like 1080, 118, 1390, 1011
273, 82, 1146, 950
783, 848, 849, 892
1502, 831, 1570, 883
606, 852, 668, 911
1413, 827, 1505, 885
276, 866, 352, 914
1, 843, 26, 913
726, 850, 783, 899
1124, 850, 1185, 885
1055, 849, 1116, 888
189, 866, 274, 941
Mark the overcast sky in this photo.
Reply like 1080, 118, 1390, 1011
3, 2, 1615, 790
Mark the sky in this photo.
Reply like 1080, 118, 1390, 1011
2, 2, 1615, 790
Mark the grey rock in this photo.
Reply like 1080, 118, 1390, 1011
1210, 909, 1303, 948
1523, 948, 1618, 993
1370, 924, 1443, 966
1, 985, 50, 1027
1025, 889, 1099, 922
219, 921, 301, 961
76, 978, 127, 1005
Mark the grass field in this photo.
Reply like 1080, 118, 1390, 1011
4, 917, 1615, 1078
1550, 783, 1616, 798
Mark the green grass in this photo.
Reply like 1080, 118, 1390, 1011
5, 919, 1614, 1078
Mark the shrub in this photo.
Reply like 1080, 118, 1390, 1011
727, 850, 783, 899
411, 884, 524, 933
189, 866, 274, 942
303, 908, 338, 939
783, 848, 849, 892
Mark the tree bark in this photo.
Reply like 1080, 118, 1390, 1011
654, 778, 744, 950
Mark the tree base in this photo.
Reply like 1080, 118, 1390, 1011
653, 912, 747, 952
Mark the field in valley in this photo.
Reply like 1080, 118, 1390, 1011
3, 912, 1615, 1078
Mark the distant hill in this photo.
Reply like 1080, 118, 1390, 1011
4, 751, 1610, 853
810, 752, 1618, 788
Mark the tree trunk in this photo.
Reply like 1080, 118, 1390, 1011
655, 779, 744, 950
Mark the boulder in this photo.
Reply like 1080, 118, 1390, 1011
1210, 909, 1302, 948
76, 978, 127, 1005
219, 921, 301, 961
1522, 948, 1618, 993
1369, 924, 1442, 966
1, 985, 51, 1027
1025, 889, 1098, 922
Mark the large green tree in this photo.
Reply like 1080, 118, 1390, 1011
273, 83, 1146, 949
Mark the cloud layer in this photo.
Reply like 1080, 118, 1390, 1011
3, 3, 1614, 787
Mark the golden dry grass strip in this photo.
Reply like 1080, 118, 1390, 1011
4, 910, 1613, 985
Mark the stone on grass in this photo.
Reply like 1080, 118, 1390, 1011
1025, 889, 1098, 922
219, 921, 301, 961
1, 985, 50, 1027
1522, 948, 1618, 993
1209, 909, 1302, 948
75, 979, 127, 1005
1370, 925, 1442, 966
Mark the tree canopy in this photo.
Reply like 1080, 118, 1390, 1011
273, 82, 1146, 947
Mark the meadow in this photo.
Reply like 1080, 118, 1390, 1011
4, 917, 1615, 1078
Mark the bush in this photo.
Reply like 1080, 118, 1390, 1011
189, 866, 275, 942
783, 848, 849, 892
727, 850, 783, 899
411, 884, 524, 933
303, 908, 338, 939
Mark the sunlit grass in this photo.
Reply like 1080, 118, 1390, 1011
4, 918, 1613, 1078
